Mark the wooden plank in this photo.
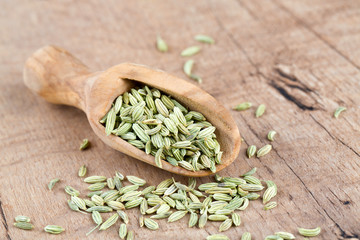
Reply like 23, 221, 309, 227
0, 0, 359, 239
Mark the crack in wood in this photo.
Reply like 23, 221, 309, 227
271, 148, 358, 239
269, 81, 316, 110
310, 115, 360, 158
0, 199, 11, 240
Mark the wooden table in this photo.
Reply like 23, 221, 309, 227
1, 1, 359, 239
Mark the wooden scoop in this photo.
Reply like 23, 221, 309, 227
23, 46, 241, 177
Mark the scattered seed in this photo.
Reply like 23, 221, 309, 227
257, 144, 272, 157
79, 139, 90, 150
267, 130, 277, 141
78, 165, 87, 177
334, 106, 346, 118
156, 36, 168, 52
181, 46, 201, 57
44, 225, 65, 234
255, 104, 266, 118
14, 222, 34, 230
298, 227, 321, 237
48, 178, 60, 191
233, 102, 252, 111
194, 34, 215, 44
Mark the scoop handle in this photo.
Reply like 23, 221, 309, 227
23, 45, 91, 111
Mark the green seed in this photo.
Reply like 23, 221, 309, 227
117, 210, 129, 224
156, 36, 168, 52
48, 178, 60, 191
241, 167, 257, 176
267, 130, 277, 141
78, 165, 87, 177
15, 215, 30, 223
194, 34, 215, 44
219, 218, 232, 232
181, 46, 201, 57
231, 212, 241, 226
255, 104, 266, 117
263, 186, 277, 204
79, 139, 90, 150
206, 234, 230, 240
183, 59, 194, 76
105, 107, 116, 136
44, 225, 65, 234
263, 201, 277, 210
14, 222, 34, 230
334, 106, 346, 118
168, 210, 187, 222
127, 230, 134, 240
256, 144, 272, 157
119, 223, 127, 239
298, 227, 321, 237
275, 231, 295, 239
64, 185, 79, 196
144, 218, 159, 230
99, 213, 119, 230
233, 102, 252, 111
84, 176, 107, 183
127, 176, 147, 186
241, 232, 251, 240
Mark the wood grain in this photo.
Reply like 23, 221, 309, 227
1, 0, 359, 239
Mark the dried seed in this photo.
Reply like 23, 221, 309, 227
48, 178, 60, 191
125, 198, 143, 209
256, 144, 272, 157
79, 139, 90, 150
208, 215, 228, 221
219, 218, 232, 232
105, 107, 116, 136
156, 204, 170, 215
275, 231, 295, 239
168, 210, 188, 222
206, 234, 230, 240
198, 209, 208, 228
334, 106, 346, 118
127, 176, 147, 186
267, 130, 277, 141
231, 212, 241, 226
265, 235, 283, 240
117, 210, 129, 224
64, 185, 79, 196
298, 227, 321, 237
255, 104, 266, 117
156, 36, 168, 52
188, 212, 198, 227
78, 165, 87, 177
119, 223, 127, 239
14, 222, 34, 230
44, 225, 65, 234
119, 184, 139, 195
241, 232, 251, 240
127, 230, 134, 240
71, 196, 87, 210
84, 176, 107, 183
263, 186, 277, 204
15, 215, 30, 223
155, 147, 163, 168
181, 46, 201, 57
107, 178, 115, 190
99, 213, 119, 230
241, 167, 257, 177
232, 102, 252, 111
183, 59, 195, 76
86, 206, 113, 213
246, 145, 257, 158
144, 218, 159, 230
88, 182, 107, 191
194, 34, 215, 44
86, 211, 102, 236
263, 201, 277, 210
107, 201, 125, 210
239, 198, 249, 211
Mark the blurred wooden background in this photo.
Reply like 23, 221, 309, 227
1, 0, 359, 239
